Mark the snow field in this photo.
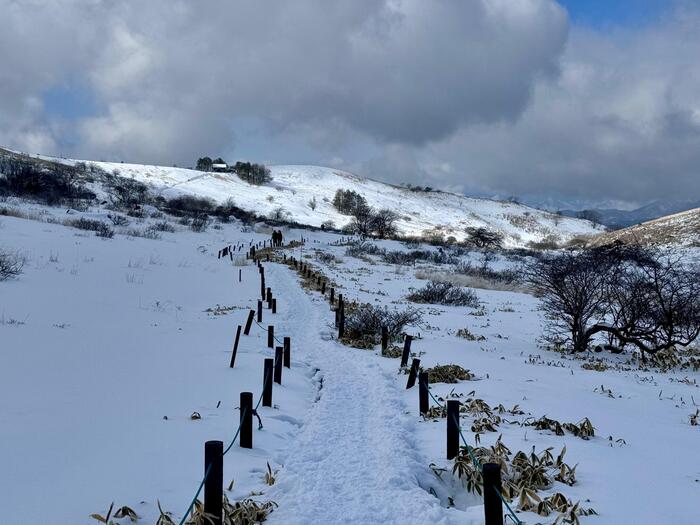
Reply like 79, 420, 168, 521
0, 213, 318, 524
2, 202, 700, 525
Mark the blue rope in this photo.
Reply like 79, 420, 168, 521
425, 382, 445, 410
254, 319, 284, 345
222, 406, 248, 456
177, 463, 212, 525
178, 373, 270, 523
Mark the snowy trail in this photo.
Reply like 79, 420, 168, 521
264, 263, 462, 525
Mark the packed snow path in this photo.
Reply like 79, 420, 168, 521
263, 263, 462, 525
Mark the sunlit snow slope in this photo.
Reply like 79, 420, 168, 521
29, 151, 601, 247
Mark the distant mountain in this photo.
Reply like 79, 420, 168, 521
558, 200, 700, 229
0, 146, 601, 248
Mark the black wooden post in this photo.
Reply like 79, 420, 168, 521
261, 281, 266, 301
274, 347, 283, 384
244, 309, 255, 335
229, 325, 241, 368
447, 400, 460, 460
263, 359, 273, 407
401, 335, 413, 368
419, 372, 429, 415
272, 298, 277, 314
406, 358, 420, 389
257, 300, 263, 323
381, 326, 388, 352
283, 336, 290, 368
338, 301, 345, 339
330, 287, 335, 304
204, 440, 223, 525
267, 325, 274, 348
240, 392, 253, 449
321, 281, 326, 295
266, 287, 272, 308
483, 463, 504, 525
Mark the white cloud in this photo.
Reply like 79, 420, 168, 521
1, 1, 698, 204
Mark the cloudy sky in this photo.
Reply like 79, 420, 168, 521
1, 0, 698, 208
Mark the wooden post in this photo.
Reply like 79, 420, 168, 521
229, 325, 241, 368
268, 325, 274, 348
274, 347, 283, 384
204, 441, 223, 525
321, 281, 326, 295
419, 372, 429, 415
244, 309, 255, 335
483, 463, 505, 525
381, 326, 388, 352
272, 298, 277, 314
338, 300, 345, 339
266, 287, 272, 308
401, 335, 413, 368
330, 287, 335, 304
447, 400, 460, 460
238, 268, 242, 282
283, 337, 290, 368
261, 279, 266, 301
263, 359, 273, 407
240, 392, 253, 449
257, 300, 263, 323
406, 358, 420, 389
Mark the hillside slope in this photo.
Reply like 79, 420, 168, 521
590, 207, 700, 247
3, 148, 601, 247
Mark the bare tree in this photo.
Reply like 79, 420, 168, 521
0, 249, 25, 280
525, 250, 611, 353
351, 204, 375, 237
526, 245, 700, 357
372, 208, 399, 239
465, 227, 504, 249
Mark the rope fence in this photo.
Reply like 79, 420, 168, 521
174, 241, 293, 525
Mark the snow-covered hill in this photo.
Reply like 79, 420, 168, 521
14, 150, 601, 247
590, 207, 700, 247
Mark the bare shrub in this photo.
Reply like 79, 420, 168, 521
345, 240, 383, 258
343, 303, 422, 347
107, 213, 129, 226
190, 215, 209, 232
407, 281, 480, 307
126, 226, 161, 240
383, 249, 456, 266
152, 220, 176, 233
0, 249, 25, 280
66, 217, 114, 238
103, 172, 150, 210
455, 261, 521, 286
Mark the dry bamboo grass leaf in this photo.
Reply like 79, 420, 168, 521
90, 502, 114, 524
425, 364, 473, 383
113, 505, 138, 522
